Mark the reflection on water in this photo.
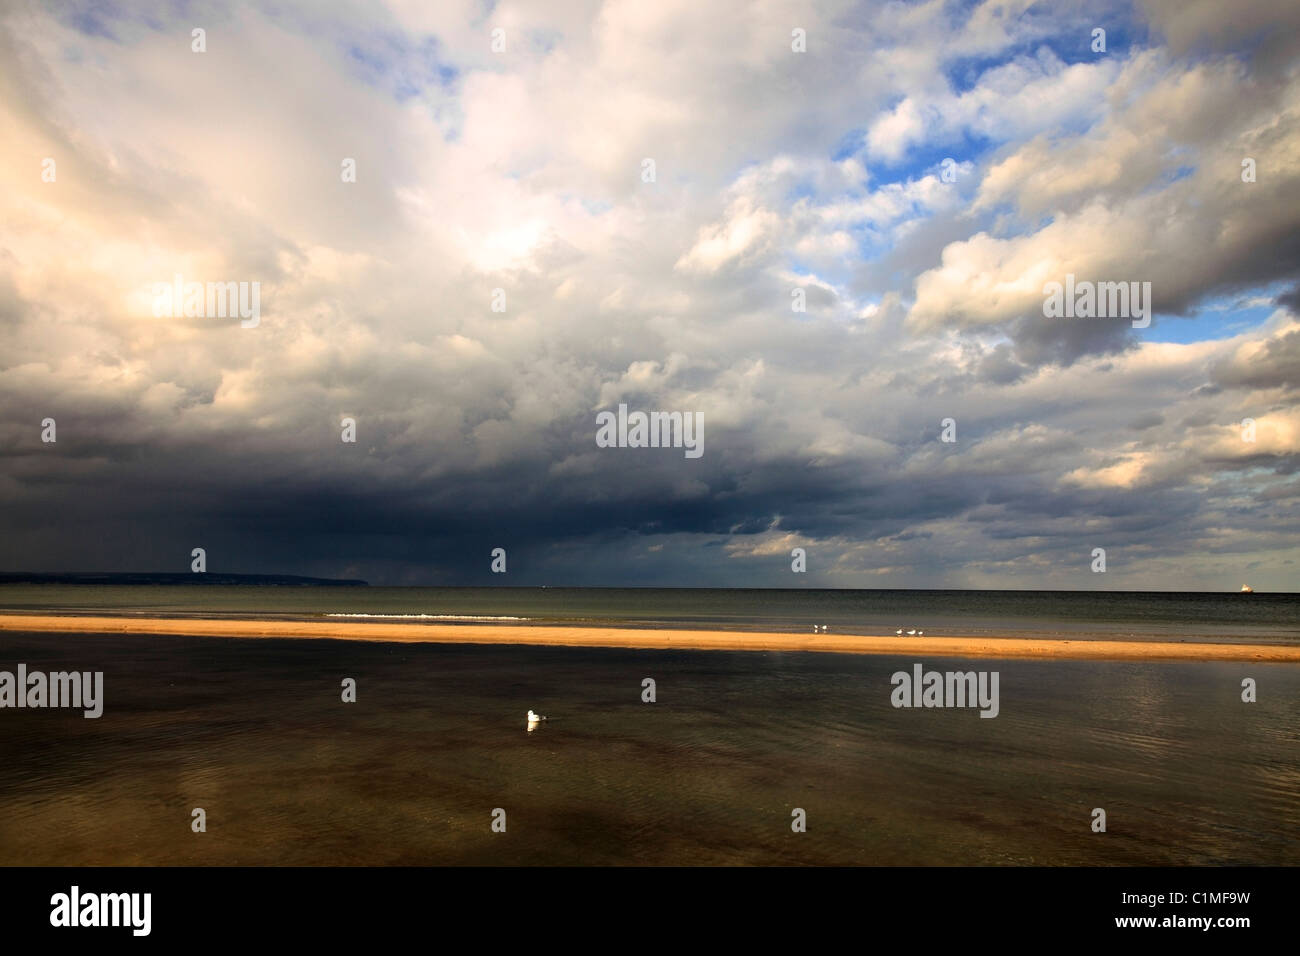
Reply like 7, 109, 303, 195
0, 632, 1295, 865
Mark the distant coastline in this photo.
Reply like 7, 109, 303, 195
0, 572, 368, 587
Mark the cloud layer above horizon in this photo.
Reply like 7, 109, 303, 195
2, 0, 1299, 588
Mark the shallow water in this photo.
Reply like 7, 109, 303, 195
0, 631, 1295, 865
2, 585, 1298, 643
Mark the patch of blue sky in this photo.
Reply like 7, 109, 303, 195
1053, 23, 1149, 65
873, 131, 990, 180
1143, 288, 1288, 344
343, 33, 459, 104
1158, 164, 1197, 188
784, 180, 822, 204
785, 257, 851, 292
784, 240, 871, 291
847, 223, 897, 261
834, 115, 991, 182
944, 51, 1026, 95
831, 129, 868, 162
941, 0, 1146, 84
58, 0, 124, 40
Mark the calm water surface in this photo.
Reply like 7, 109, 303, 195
0, 631, 1295, 865
3, 585, 1299, 644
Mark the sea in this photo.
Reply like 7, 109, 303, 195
0, 586, 1296, 865
1, 584, 1298, 643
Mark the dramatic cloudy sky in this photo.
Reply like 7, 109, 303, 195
2, 0, 1299, 588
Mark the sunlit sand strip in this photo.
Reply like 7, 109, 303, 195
1, 613, 1298, 662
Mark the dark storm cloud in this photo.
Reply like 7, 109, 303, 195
2, 0, 1299, 590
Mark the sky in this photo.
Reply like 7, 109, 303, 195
1, 0, 1298, 589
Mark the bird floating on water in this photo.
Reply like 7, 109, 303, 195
526, 709, 547, 731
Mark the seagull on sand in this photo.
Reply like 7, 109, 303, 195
907, 629, 917, 636
895, 628, 903, 635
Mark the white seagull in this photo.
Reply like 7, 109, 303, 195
907, 629, 917, 636
526, 709, 547, 731
895, 628, 903, 635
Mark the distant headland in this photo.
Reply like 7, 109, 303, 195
0, 572, 368, 587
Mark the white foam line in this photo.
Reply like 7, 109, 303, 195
324, 613, 530, 621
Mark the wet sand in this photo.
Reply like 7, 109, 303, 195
1, 613, 1297, 661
